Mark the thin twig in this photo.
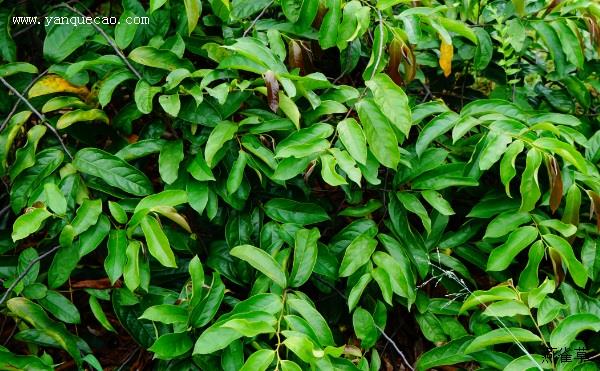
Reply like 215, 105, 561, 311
0, 204, 10, 219
0, 77, 73, 160
0, 69, 49, 132
0, 245, 60, 306
59, 3, 142, 80
242, 2, 273, 37
375, 325, 415, 371
2, 323, 17, 346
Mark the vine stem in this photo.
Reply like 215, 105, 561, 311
274, 289, 288, 370
242, 1, 274, 38
59, 2, 142, 80
0, 245, 60, 306
0, 69, 49, 132
0, 77, 73, 160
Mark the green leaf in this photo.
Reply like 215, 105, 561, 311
158, 94, 181, 117
478, 131, 512, 170
231, 0, 273, 19
287, 295, 335, 346
159, 140, 184, 185
552, 20, 583, 70
533, 137, 588, 174
465, 328, 541, 353
519, 149, 542, 212
348, 273, 372, 311
184, 0, 202, 34
190, 273, 225, 327
339, 233, 377, 277
473, 27, 492, 70
141, 215, 177, 268
353, 307, 378, 349
227, 151, 248, 194
240, 349, 275, 371
538, 219, 577, 237
396, 192, 431, 234
542, 234, 588, 288
415, 112, 458, 157
356, 98, 400, 169
89, 296, 116, 332
7, 297, 81, 364
282, 0, 304, 23
320, 154, 347, 186
581, 237, 600, 282
129, 46, 193, 71
482, 300, 530, 317
531, 21, 567, 78
193, 326, 243, 355
1, 111, 33, 177
421, 190, 455, 216
484, 211, 530, 239
487, 226, 538, 271
140, 304, 188, 324
43, 183, 66, 215
9, 125, 46, 181
98, 69, 136, 108
38, 290, 81, 324
372, 250, 416, 306
230, 244, 287, 288
278, 92, 300, 130
12, 208, 52, 242
264, 199, 330, 225
105, 229, 127, 285
500, 140, 524, 197
149, 332, 193, 360
337, 118, 367, 165
0, 9, 16, 62
205, 121, 238, 167
365, 73, 412, 138
73, 148, 153, 196
71, 199, 102, 236
115, 11, 138, 49
43, 18, 94, 63
415, 336, 473, 371
56, 109, 109, 130
290, 228, 320, 287
319, 0, 342, 49
134, 80, 162, 114
549, 313, 600, 349
123, 240, 141, 292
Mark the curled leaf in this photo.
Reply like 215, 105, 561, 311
439, 39, 453, 77
264, 70, 280, 112
547, 156, 563, 214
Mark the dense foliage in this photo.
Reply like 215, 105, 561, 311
1, 0, 600, 369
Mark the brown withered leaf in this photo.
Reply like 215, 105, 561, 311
402, 44, 417, 83
288, 40, 305, 75
387, 38, 404, 86
588, 191, 600, 230
549, 248, 565, 285
264, 70, 279, 112
547, 157, 563, 214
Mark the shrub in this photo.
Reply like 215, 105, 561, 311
1, 0, 599, 370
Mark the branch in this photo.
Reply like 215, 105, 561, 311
0, 77, 73, 160
375, 325, 415, 371
59, 3, 142, 80
243, 1, 274, 37
0, 245, 60, 306
0, 69, 49, 132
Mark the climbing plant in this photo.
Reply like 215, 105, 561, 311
1, 0, 600, 369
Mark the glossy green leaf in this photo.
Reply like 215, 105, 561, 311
230, 244, 287, 287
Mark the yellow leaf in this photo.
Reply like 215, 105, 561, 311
28, 75, 90, 99
439, 40, 453, 78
